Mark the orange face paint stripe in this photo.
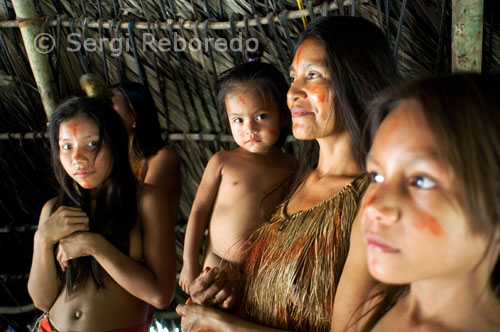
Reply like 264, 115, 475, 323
267, 129, 279, 137
72, 123, 78, 136
287, 95, 294, 109
238, 95, 245, 105
295, 46, 303, 67
362, 195, 377, 215
414, 214, 444, 237
309, 86, 327, 103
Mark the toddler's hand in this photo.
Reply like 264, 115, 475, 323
179, 263, 201, 294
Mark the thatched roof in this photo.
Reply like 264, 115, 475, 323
0, 0, 498, 329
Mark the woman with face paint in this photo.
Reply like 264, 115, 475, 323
177, 16, 398, 332
28, 97, 176, 332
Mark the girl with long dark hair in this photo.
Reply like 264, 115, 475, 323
28, 97, 176, 331
355, 74, 500, 331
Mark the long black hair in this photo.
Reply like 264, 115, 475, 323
48, 97, 137, 295
111, 82, 165, 159
294, 16, 398, 172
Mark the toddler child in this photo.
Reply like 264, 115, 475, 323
179, 57, 297, 294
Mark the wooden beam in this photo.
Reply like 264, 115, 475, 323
0, 1, 368, 30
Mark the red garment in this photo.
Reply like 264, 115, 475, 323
38, 316, 55, 332
38, 307, 154, 332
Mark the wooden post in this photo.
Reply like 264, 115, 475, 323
12, 0, 58, 118
451, 0, 483, 72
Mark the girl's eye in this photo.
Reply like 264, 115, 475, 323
233, 118, 243, 124
369, 172, 384, 184
411, 176, 436, 189
62, 144, 72, 150
256, 114, 267, 121
289, 76, 296, 83
88, 141, 98, 147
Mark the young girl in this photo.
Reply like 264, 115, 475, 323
359, 74, 500, 331
28, 97, 176, 331
111, 82, 181, 221
179, 58, 297, 294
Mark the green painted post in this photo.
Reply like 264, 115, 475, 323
451, 0, 484, 73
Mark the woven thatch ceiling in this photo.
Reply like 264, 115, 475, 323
0, 0, 498, 330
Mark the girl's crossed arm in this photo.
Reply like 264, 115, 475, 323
28, 199, 89, 311
180, 151, 224, 294
56, 186, 177, 309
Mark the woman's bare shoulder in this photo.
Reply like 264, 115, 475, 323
150, 147, 180, 167
136, 182, 165, 202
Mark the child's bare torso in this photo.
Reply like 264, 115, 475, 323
205, 148, 296, 265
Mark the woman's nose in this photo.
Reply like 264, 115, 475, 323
287, 81, 306, 107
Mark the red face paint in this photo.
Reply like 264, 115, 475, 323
74, 149, 81, 160
80, 178, 89, 188
267, 129, 279, 138
309, 86, 327, 103
414, 214, 444, 237
293, 123, 299, 131
72, 123, 78, 136
238, 95, 245, 105
362, 195, 377, 215
287, 94, 294, 109
295, 46, 303, 67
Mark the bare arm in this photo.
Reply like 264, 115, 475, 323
144, 147, 181, 219
28, 199, 89, 311
331, 210, 378, 332
180, 152, 224, 293
57, 186, 177, 309
177, 303, 291, 332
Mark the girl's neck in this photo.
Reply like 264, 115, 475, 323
403, 271, 500, 329
315, 130, 361, 178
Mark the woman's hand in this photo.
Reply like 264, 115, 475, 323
177, 302, 286, 332
37, 206, 89, 246
56, 231, 97, 271
177, 303, 225, 332
180, 262, 202, 294
189, 267, 236, 309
